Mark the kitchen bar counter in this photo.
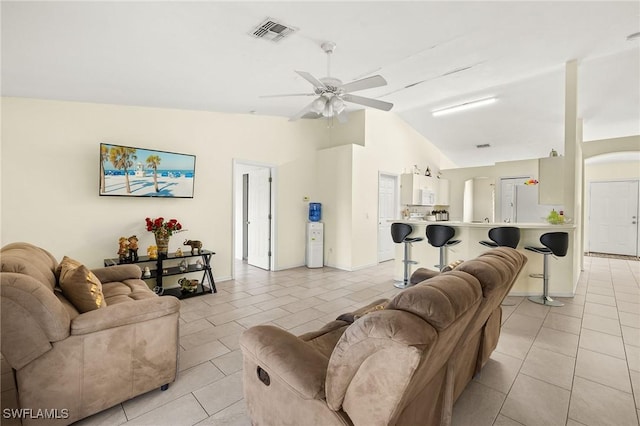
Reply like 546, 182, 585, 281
391, 221, 579, 297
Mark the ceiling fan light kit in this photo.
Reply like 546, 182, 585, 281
262, 41, 393, 121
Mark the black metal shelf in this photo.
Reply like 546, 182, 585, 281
104, 249, 217, 299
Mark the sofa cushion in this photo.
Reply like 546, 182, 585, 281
455, 247, 525, 297
387, 271, 482, 331
58, 256, 107, 313
102, 279, 157, 305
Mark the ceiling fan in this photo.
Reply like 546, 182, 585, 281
263, 41, 393, 122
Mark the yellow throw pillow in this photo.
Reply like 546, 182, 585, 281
442, 259, 464, 272
58, 256, 107, 313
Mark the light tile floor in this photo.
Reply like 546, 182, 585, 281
3, 255, 639, 426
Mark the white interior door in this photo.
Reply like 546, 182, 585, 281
589, 180, 639, 256
247, 168, 271, 270
378, 173, 397, 262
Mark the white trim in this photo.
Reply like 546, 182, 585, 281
231, 159, 277, 279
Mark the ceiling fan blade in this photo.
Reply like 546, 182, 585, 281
295, 71, 326, 89
260, 93, 316, 98
342, 94, 393, 112
288, 99, 318, 122
339, 75, 387, 93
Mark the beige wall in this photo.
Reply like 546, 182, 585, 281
1, 97, 327, 278
1, 97, 450, 278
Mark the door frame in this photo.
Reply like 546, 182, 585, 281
586, 178, 639, 257
377, 171, 399, 263
232, 159, 277, 278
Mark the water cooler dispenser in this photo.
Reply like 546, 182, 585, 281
306, 203, 323, 268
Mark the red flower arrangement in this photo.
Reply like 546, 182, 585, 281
145, 217, 183, 238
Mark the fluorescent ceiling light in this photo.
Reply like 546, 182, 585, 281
432, 97, 497, 117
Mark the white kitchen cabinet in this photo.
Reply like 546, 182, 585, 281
437, 178, 450, 205
538, 157, 564, 205
401, 173, 439, 205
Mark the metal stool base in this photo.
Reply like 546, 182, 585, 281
528, 295, 564, 307
394, 280, 412, 289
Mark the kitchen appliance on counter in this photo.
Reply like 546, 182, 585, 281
433, 210, 449, 221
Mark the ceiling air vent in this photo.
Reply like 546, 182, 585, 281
250, 18, 297, 43
476, 144, 491, 149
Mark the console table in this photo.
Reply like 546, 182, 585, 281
104, 250, 217, 299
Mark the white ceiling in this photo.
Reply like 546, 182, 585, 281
2, 1, 639, 167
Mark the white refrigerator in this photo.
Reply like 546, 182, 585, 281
306, 222, 324, 268
514, 185, 563, 223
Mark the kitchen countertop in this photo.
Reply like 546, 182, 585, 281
390, 220, 575, 230
389, 219, 579, 297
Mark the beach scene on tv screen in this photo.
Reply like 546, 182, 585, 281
100, 144, 195, 197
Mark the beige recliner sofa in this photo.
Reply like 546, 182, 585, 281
240, 247, 526, 426
0, 242, 181, 425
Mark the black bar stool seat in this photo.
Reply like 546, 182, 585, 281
391, 223, 424, 289
479, 226, 521, 249
525, 232, 568, 307
426, 224, 461, 271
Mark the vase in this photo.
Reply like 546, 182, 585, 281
155, 235, 170, 256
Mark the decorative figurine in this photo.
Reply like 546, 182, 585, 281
195, 259, 203, 270
127, 235, 139, 262
142, 266, 151, 278
175, 247, 184, 257
178, 260, 187, 272
147, 245, 158, 260
183, 239, 203, 255
118, 237, 129, 263
178, 277, 198, 293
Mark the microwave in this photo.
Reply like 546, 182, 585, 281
420, 189, 436, 206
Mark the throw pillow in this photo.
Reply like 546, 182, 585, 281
58, 256, 107, 313
442, 259, 464, 272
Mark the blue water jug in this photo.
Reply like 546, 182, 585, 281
309, 203, 322, 222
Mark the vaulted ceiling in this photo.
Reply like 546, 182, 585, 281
2, 1, 638, 167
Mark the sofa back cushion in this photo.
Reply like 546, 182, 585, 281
387, 272, 482, 331
455, 247, 526, 298
1, 242, 58, 291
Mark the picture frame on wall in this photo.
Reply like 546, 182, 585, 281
99, 143, 196, 198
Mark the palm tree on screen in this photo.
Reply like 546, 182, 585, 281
109, 146, 137, 193
99, 145, 109, 193
146, 155, 162, 192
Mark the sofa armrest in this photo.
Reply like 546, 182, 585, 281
240, 325, 328, 400
71, 296, 180, 335
92, 264, 142, 284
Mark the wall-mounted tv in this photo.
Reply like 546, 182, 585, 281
99, 143, 196, 198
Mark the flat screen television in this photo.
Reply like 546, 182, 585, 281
99, 143, 196, 198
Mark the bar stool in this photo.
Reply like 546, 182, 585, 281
391, 223, 424, 289
479, 226, 521, 249
525, 232, 568, 307
426, 224, 461, 271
